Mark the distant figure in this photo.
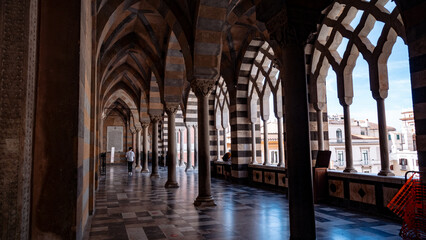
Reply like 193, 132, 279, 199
222, 152, 231, 162
126, 147, 135, 176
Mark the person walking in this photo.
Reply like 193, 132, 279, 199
126, 147, 135, 176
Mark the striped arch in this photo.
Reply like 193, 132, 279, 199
103, 89, 141, 128
148, 73, 163, 118
193, 0, 228, 82
163, 32, 186, 104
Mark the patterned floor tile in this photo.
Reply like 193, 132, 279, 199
88, 164, 401, 240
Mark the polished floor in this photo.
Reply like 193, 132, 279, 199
88, 164, 401, 240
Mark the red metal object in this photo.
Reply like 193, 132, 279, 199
388, 172, 426, 239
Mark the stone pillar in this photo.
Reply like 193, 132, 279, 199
131, 129, 137, 153
263, 120, 270, 165
277, 117, 285, 167
135, 128, 142, 172
193, 125, 198, 169
165, 104, 179, 188
142, 123, 150, 173
180, 128, 185, 167
316, 109, 324, 151
343, 105, 356, 173
185, 124, 193, 172
251, 122, 257, 164
281, 43, 316, 239
192, 80, 216, 207
217, 128, 221, 159
150, 116, 161, 178
376, 99, 394, 176
223, 127, 227, 153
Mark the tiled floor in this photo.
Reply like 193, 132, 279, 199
88, 164, 401, 240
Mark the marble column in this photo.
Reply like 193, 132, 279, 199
179, 129, 184, 167
376, 98, 394, 176
251, 122, 257, 164
277, 117, 285, 167
193, 125, 198, 169
281, 43, 315, 239
263, 119, 270, 165
223, 127, 227, 153
135, 128, 142, 172
192, 80, 216, 207
131, 128, 136, 154
185, 124, 193, 172
150, 116, 161, 177
217, 128, 221, 160
165, 104, 179, 188
316, 109, 324, 151
142, 123, 150, 173
343, 105, 356, 173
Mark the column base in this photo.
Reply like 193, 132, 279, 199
165, 181, 179, 188
150, 173, 160, 178
142, 169, 150, 173
185, 167, 192, 172
194, 196, 216, 208
135, 165, 142, 172
378, 170, 395, 176
343, 168, 357, 173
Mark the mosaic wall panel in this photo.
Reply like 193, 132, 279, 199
264, 172, 275, 185
349, 182, 376, 205
383, 187, 399, 207
328, 179, 344, 198
253, 170, 263, 183
278, 173, 287, 187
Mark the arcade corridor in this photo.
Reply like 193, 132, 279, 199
87, 165, 400, 240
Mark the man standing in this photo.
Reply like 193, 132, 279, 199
126, 147, 135, 176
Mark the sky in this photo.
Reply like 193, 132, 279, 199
325, 2, 412, 131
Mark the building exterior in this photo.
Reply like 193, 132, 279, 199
328, 115, 387, 173
389, 110, 419, 175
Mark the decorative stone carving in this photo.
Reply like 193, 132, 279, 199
190, 78, 216, 98
150, 115, 162, 123
165, 103, 179, 115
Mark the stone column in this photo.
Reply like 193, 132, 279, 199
251, 122, 257, 164
223, 127, 227, 153
150, 116, 161, 177
192, 80, 216, 207
185, 124, 193, 172
130, 128, 136, 152
165, 104, 179, 188
281, 42, 316, 239
135, 128, 142, 172
142, 123, 150, 173
217, 128, 221, 160
179, 129, 184, 167
316, 109, 324, 151
343, 105, 356, 173
263, 120, 270, 165
193, 125, 198, 169
277, 117, 285, 167
376, 98, 394, 176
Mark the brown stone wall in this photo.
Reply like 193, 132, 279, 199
102, 111, 130, 163
0, 0, 37, 239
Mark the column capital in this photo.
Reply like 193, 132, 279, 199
141, 122, 150, 128
190, 78, 216, 98
150, 114, 162, 123
165, 103, 179, 115
136, 127, 142, 133
130, 127, 136, 134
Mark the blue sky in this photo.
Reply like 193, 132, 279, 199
325, 5, 411, 131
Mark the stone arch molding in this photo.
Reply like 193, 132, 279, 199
103, 89, 141, 128
310, 0, 406, 108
